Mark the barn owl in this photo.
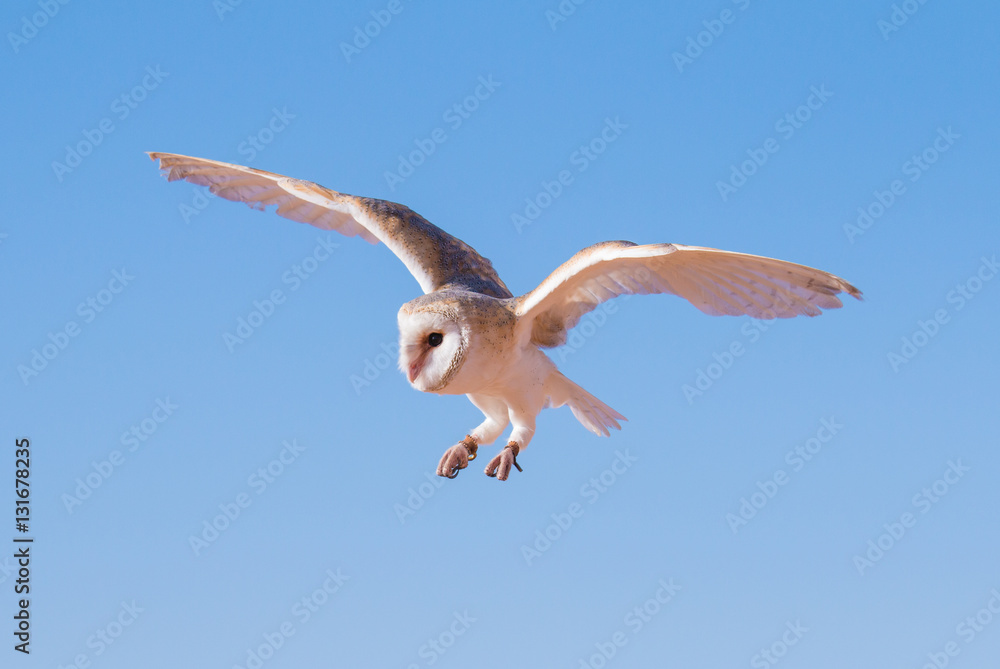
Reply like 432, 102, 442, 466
148, 152, 861, 481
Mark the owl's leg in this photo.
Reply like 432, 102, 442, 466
436, 394, 509, 479
436, 434, 478, 479
484, 413, 536, 481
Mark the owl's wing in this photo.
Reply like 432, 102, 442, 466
148, 152, 511, 298
515, 241, 861, 348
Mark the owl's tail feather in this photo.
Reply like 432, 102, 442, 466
546, 371, 627, 438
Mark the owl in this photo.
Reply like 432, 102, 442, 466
149, 153, 861, 481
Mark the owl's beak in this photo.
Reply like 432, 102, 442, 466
407, 349, 429, 383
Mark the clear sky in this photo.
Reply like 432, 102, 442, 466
2, 1, 999, 667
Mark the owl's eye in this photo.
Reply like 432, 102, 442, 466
427, 332, 444, 347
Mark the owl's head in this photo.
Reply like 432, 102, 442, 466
397, 301, 468, 393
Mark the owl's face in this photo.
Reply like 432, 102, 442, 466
397, 305, 468, 393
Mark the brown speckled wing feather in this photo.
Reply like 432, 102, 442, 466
148, 152, 511, 298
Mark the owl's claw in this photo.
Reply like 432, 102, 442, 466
485, 442, 522, 481
437, 435, 478, 479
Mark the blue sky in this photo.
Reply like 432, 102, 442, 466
2, 1, 999, 667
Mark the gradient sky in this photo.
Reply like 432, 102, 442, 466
3, 1, 999, 668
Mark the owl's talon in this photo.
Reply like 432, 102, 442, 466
437, 435, 478, 479
485, 442, 522, 481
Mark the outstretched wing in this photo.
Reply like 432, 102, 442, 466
148, 152, 511, 298
516, 241, 862, 348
